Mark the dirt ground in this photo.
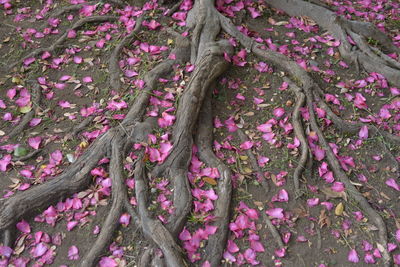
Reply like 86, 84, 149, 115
0, 0, 399, 266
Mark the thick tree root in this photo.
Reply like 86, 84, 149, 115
80, 133, 127, 267
236, 128, 269, 193
108, 13, 145, 91
9, 15, 118, 70
266, 0, 400, 87
134, 156, 188, 267
0, 130, 112, 230
285, 77, 309, 198
0, 33, 189, 266
196, 91, 232, 267
6, 83, 42, 140
153, 39, 233, 240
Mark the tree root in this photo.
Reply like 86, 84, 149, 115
134, 155, 188, 267
45, 1, 98, 20
196, 90, 232, 267
285, 77, 309, 198
1, 227, 14, 248
71, 115, 95, 137
108, 13, 145, 91
6, 83, 42, 140
153, 39, 233, 240
80, 133, 127, 267
218, 9, 391, 265
287, 79, 392, 267
266, 0, 400, 87
236, 128, 269, 193
262, 212, 285, 249
0, 32, 190, 250
9, 15, 118, 71
165, 0, 184, 17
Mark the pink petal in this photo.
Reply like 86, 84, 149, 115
348, 249, 359, 263
29, 118, 42, 127
28, 136, 42, 150
266, 208, 284, 219
307, 198, 320, 207
273, 107, 285, 118
271, 189, 289, 202
179, 228, 191, 241
99, 257, 117, 267
331, 182, 345, 192
119, 213, 131, 226
240, 141, 253, 150
73, 56, 83, 64
227, 240, 239, 253
16, 220, 31, 233
82, 76, 92, 83
386, 178, 400, 191
0, 155, 12, 172
32, 243, 48, 258
0, 246, 12, 258
67, 221, 78, 231
257, 123, 272, 133
396, 229, 400, 243
314, 146, 325, 161
68, 245, 79, 260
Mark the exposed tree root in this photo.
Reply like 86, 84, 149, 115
0, 32, 189, 266
108, 13, 145, 91
196, 91, 232, 267
134, 155, 187, 267
312, 86, 400, 144
153, 39, 232, 241
262, 212, 285, 249
236, 128, 269, 193
285, 77, 309, 198
6, 83, 42, 140
217, 8, 392, 265
9, 15, 118, 71
45, 1, 98, 20
0, 130, 112, 230
287, 79, 392, 267
311, 88, 400, 175
266, 0, 400, 87
1, 227, 14, 248
2, 1, 398, 266
71, 115, 95, 137
80, 133, 127, 267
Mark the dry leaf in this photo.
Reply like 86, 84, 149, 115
203, 177, 217, 186
335, 202, 344, 216
243, 167, 252, 174
239, 155, 248, 161
318, 209, 331, 228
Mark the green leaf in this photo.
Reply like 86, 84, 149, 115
14, 146, 28, 157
